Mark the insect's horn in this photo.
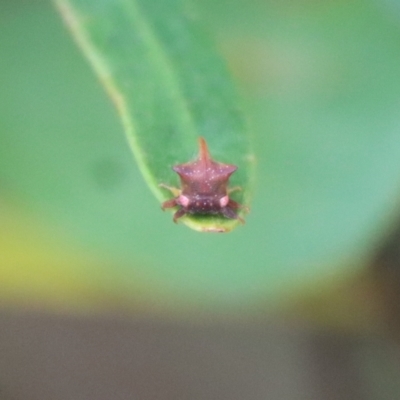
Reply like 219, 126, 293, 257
198, 137, 211, 162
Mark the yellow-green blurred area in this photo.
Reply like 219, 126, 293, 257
2, 0, 400, 316
3, 0, 400, 398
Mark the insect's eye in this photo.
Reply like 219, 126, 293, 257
219, 195, 229, 207
178, 194, 190, 207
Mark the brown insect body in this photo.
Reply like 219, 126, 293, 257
160, 137, 245, 223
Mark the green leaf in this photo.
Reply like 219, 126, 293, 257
54, 0, 253, 232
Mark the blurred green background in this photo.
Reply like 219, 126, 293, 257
1, 0, 400, 321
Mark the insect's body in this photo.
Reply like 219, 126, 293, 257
160, 137, 245, 223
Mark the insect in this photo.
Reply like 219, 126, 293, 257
160, 137, 246, 223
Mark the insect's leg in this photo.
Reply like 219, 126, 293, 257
221, 206, 245, 224
228, 186, 242, 195
226, 197, 248, 223
173, 208, 186, 223
159, 183, 181, 197
161, 198, 178, 210
228, 199, 250, 213
227, 199, 240, 209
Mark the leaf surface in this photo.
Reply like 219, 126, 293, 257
55, 0, 253, 232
